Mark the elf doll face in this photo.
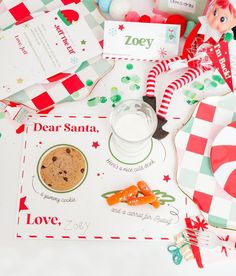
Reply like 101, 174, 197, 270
207, 3, 236, 33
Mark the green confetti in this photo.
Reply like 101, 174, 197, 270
204, 78, 212, 85
87, 97, 100, 107
126, 64, 133, 70
187, 99, 198, 105
183, 90, 196, 99
210, 81, 218, 88
129, 84, 141, 91
183, 90, 191, 96
121, 76, 131, 84
100, 96, 107, 103
86, 79, 94, 86
130, 75, 141, 83
0, 112, 5, 119
212, 75, 225, 84
218, 78, 225, 85
191, 82, 204, 91
111, 94, 122, 103
0, 133, 1, 138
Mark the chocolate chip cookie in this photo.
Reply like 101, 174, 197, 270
38, 145, 87, 192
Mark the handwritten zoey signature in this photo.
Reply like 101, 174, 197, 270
110, 205, 179, 226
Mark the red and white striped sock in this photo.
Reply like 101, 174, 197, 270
146, 56, 182, 98
157, 68, 204, 118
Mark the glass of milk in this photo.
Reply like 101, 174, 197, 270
110, 99, 157, 156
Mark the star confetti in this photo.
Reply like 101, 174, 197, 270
81, 40, 87, 45
118, 24, 124, 31
92, 141, 100, 149
163, 175, 171, 183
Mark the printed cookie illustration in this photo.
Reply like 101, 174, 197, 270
38, 145, 87, 193
57, 9, 79, 26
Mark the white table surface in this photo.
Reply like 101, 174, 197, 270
1, 0, 236, 275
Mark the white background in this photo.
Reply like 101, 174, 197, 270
1, 0, 236, 275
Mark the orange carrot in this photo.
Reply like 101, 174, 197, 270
106, 185, 138, 206
137, 180, 160, 208
106, 191, 124, 206
151, 200, 161, 209
137, 181, 153, 195
127, 195, 156, 206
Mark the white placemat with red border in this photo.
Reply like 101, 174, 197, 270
16, 113, 187, 240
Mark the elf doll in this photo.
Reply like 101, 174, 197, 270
144, 0, 236, 139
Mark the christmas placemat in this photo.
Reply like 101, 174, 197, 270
175, 93, 236, 230
16, 113, 187, 240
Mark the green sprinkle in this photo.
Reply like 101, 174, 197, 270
126, 64, 133, 70
191, 82, 204, 90
112, 103, 116, 108
100, 96, 107, 103
121, 76, 131, 84
111, 94, 122, 103
87, 97, 100, 107
86, 79, 94, 86
0, 112, 5, 119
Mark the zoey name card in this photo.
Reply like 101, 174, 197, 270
103, 21, 180, 61
0, 4, 102, 100
16, 114, 186, 240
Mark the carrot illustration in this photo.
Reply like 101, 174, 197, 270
127, 195, 156, 206
137, 180, 160, 208
106, 185, 138, 206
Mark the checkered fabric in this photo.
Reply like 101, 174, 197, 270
0, 0, 113, 111
175, 93, 236, 230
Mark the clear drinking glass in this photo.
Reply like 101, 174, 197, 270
110, 99, 157, 156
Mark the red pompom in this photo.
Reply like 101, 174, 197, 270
166, 14, 187, 37
125, 11, 140, 22
139, 15, 151, 23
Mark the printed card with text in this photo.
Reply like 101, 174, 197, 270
103, 21, 180, 61
16, 114, 187, 241
0, 3, 102, 100
156, 0, 210, 21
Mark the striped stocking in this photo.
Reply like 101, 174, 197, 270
146, 56, 183, 97
157, 68, 207, 119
